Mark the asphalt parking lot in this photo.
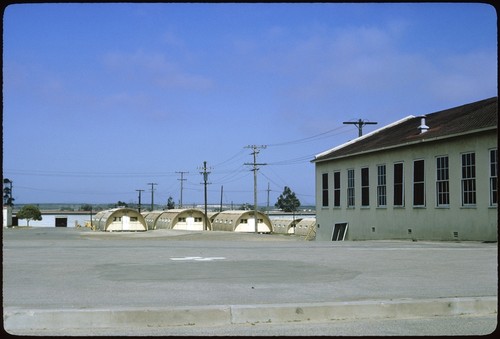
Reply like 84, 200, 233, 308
3, 227, 498, 335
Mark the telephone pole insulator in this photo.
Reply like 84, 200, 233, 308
343, 119, 378, 137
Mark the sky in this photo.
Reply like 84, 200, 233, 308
2, 3, 497, 207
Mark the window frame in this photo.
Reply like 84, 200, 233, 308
461, 152, 476, 206
490, 149, 498, 207
321, 173, 329, 207
436, 155, 450, 207
361, 167, 370, 207
333, 171, 341, 207
347, 169, 355, 207
413, 159, 425, 207
393, 162, 404, 207
377, 164, 387, 207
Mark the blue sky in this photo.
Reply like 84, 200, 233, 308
3, 3, 497, 207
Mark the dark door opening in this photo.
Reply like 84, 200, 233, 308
55, 217, 68, 227
332, 223, 348, 241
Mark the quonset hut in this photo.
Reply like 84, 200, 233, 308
210, 210, 273, 233
271, 218, 298, 234
92, 208, 147, 232
142, 209, 210, 230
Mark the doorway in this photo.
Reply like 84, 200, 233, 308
55, 217, 68, 227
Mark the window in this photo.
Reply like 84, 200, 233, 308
377, 165, 387, 207
178, 217, 186, 222
332, 223, 348, 241
413, 160, 425, 206
322, 173, 329, 207
361, 167, 370, 207
333, 171, 341, 207
394, 163, 404, 206
130, 217, 138, 222
347, 169, 355, 207
436, 156, 450, 206
461, 153, 476, 206
490, 149, 498, 206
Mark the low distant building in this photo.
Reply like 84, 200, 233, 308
12, 210, 91, 228
313, 97, 497, 241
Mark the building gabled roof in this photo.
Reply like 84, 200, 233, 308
313, 97, 497, 163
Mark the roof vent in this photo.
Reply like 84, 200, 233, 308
418, 116, 429, 134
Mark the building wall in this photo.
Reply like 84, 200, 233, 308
315, 131, 497, 241
14, 213, 91, 227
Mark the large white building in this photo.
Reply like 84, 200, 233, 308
313, 97, 497, 241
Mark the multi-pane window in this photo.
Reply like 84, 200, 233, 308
490, 149, 498, 206
361, 168, 370, 207
394, 163, 404, 206
322, 173, 329, 207
436, 156, 450, 206
377, 165, 387, 207
347, 169, 355, 207
461, 152, 476, 206
413, 160, 425, 206
333, 171, 341, 207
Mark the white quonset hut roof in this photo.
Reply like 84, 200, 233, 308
210, 210, 273, 233
271, 218, 302, 234
92, 208, 147, 232
142, 209, 210, 230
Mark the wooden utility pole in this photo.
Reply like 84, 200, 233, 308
244, 145, 267, 233
199, 161, 211, 231
343, 119, 378, 137
147, 183, 157, 211
135, 189, 144, 213
176, 171, 188, 208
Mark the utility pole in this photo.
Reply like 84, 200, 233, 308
176, 171, 188, 208
244, 145, 267, 233
266, 182, 271, 215
135, 189, 144, 213
343, 119, 378, 137
199, 161, 211, 231
220, 185, 224, 212
147, 183, 157, 211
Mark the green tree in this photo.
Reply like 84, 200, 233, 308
115, 201, 128, 208
166, 196, 175, 210
16, 205, 42, 227
275, 186, 301, 213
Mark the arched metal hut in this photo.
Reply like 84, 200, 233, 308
294, 218, 316, 236
141, 211, 163, 230
210, 210, 273, 233
144, 209, 210, 230
271, 218, 302, 234
92, 208, 147, 232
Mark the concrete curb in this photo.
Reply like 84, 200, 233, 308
4, 296, 497, 330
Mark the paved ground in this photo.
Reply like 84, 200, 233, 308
2, 227, 498, 335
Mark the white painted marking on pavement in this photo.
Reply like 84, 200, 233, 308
170, 256, 226, 261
